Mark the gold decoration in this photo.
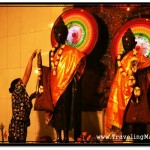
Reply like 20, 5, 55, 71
128, 75, 136, 87
133, 86, 141, 103
39, 85, 44, 94
117, 49, 141, 103
50, 44, 66, 75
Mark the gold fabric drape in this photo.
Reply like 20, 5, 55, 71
50, 44, 86, 107
105, 51, 150, 132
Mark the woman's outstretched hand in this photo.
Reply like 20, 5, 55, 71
31, 49, 38, 60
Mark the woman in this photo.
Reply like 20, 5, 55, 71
8, 50, 37, 143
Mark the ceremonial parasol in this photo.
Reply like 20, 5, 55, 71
111, 18, 150, 63
51, 8, 99, 55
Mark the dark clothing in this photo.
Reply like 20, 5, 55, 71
122, 123, 147, 143
50, 77, 82, 139
124, 69, 150, 123
50, 81, 73, 130
8, 80, 32, 143
122, 68, 150, 143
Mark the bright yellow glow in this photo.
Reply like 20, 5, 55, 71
127, 7, 130, 11
34, 69, 38, 74
48, 23, 54, 28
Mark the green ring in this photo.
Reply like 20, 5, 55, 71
134, 33, 150, 58
66, 21, 86, 48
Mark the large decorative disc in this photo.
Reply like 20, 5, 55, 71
111, 18, 150, 64
51, 8, 99, 55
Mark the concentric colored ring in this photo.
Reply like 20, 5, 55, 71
51, 8, 99, 55
111, 18, 150, 64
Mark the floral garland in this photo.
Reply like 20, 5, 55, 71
117, 49, 141, 103
50, 44, 66, 75
36, 44, 66, 94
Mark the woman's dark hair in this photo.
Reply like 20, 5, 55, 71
9, 78, 21, 93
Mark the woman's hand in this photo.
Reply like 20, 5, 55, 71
31, 49, 38, 60
22, 49, 39, 87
